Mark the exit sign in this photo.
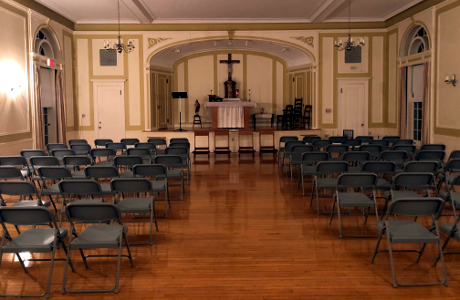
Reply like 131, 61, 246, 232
47, 59, 54, 67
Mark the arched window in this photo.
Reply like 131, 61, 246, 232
401, 25, 430, 57
34, 28, 60, 60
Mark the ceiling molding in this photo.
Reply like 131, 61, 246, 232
310, 0, 348, 22
385, 0, 446, 27
121, 0, 154, 23
381, 0, 424, 20
12, 0, 75, 29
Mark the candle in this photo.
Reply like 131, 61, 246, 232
446, 75, 450, 81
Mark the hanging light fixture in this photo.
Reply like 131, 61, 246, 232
335, 0, 365, 51
104, 0, 135, 54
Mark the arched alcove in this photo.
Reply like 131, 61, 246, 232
34, 27, 61, 60
400, 24, 430, 58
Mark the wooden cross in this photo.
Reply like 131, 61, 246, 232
220, 53, 240, 81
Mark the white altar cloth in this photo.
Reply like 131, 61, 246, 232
204, 101, 257, 128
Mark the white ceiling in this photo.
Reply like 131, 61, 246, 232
150, 39, 312, 69
35, 0, 424, 24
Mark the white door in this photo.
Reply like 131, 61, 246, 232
158, 76, 169, 129
93, 81, 125, 141
338, 80, 368, 137
406, 65, 424, 146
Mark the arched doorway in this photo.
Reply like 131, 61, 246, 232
33, 27, 65, 147
399, 24, 431, 145
148, 38, 314, 130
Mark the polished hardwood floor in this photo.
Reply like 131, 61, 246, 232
1, 153, 460, 299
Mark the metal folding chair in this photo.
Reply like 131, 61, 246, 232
370, 139, 390, 151
370, 197, 447, 288
0, 156, 31, 179
281, 140, 305, 169
330, 173, 378, 238
94, 138, 113, 148
358, 145, 383, 160
51, 149, 76, 164
328, 136, 346, 144
302, 136, 320, 144
343, 151, 370, 173
128, 148, 152, 163
38, 166, 74, 212
63, 155, 93, 179
147, 138, 167, 156
342, 139, 362, 151
29, 156, 60, 183
278, 136, 298, 165
165, 147, 191, 184
153, 156, 183, 202
114, 155, 143, 178
392, 139, 414, 146
326, 144, 349, 161
0, 166, 25, 181
111, 178, 159, 245
121, 138, 140, 148
0, 181, 48, 207
62, 203, 135, 294
46, 143, 68, 154
288, 145, 313, 181
0, 206, 75, 298
70, 144, 91, 156
421, 144, 446, 151
68, 139, 88, 146
170, 138, 189, 144
84, 166, 119, 196
90, 148, 116, 166
300, 152, 329, 196
356, 136, 374, 144
106, 142, 127, 155
312, 139, 332, 151
312, 161, 348, 215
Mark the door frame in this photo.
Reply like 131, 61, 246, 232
92, 79, 126, 139
337, 78, 370, 137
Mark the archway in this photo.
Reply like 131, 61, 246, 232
148, 38, 314, 130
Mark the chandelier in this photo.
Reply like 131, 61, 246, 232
335, 0, 365, 51
104, 0, 135, 54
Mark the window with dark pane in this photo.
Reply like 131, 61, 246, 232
413, 102, 422, 141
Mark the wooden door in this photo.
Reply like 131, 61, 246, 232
339, 81, 368, 137
93, 81, 125, 141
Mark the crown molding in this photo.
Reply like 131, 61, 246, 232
12, 0, 74, 29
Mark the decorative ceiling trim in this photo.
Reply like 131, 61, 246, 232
291, 36, 314, 48
148, 37, 172, 49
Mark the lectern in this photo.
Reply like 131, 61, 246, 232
172, 92, 187, 131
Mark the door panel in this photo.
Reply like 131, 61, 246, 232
94, 82, 125, 141
158, 76, 168, 129
339, 82, 367, 137
406, 65, 424, 145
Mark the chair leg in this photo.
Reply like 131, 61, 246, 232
437, 235, 449, 287
61, 244, 72, 294
153, 195, 159, 232
386, 232, 398, 288
370, 230, 383, 263
16, 253, 28, 273
124, 234, 135, 268
44, 238, 59, 299
433, 234, 451, 266
329, 199, 336, 225
114, 233, 123, 294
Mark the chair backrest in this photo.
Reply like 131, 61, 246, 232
114, 156, 143, 168
284, 105, 294, 113
302, 136, 320, 144
356, 136, 374, 143
165, 147, 188, 155
111, 178, 152, 193
0, 181, 39, 196
343, 129, 354, 139
342, 151, 370, 164
51, 149, 76, 160
290, 145, 314, 154
106, 142, 127, 152
301, 152, 329, 164
170, 138, 189, 144
154, 155, 183, 166
385, 197, 444, 218
68, 139, 88, 145
20, 149, 47, 159
342, 139, 362, 147
169, 142, 190, 149
134, 142, 155, 150
127, 148, 150, 156
448, 174, 460, 187
379, 150, 407, 162
37, 166, 73, 180
46, 143, 68, 152
90, 148, 116, 159
403, 161, 439, 173
70, 144, 91, 154
393, 172, 436, 190
382, 136, 400, 143
392, 145, 416, 155
369, 139, 389, 147
393, 139, 414, 146
0, 156, 28, 167
315, 161, 348, 175
66, 202, 122, 223
0, 206, 56, 227
445, 158, 460, 173
284, 141, 305, 152
63, 155, 92, 167
58, 179, 103, 196
84, 166, 119, 179
420, 144, 446, 151
358, 145, 382, 153
279, 136, 298, 144
94, 138, 113, 147
133, 164, 167, 177
416, 150, 446, 163
147, 138, 167, 146
337, 173, 377, 189
448, 150, 460, 161
0, 166, 24, 180
326, 144, 349, 154
120, 138, 140, 146
328, 136, 346, 143
29, 156, 60, 167
312, 139, 332, 149
362, 161, 396, 174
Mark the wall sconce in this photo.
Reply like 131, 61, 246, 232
445, 74, 457, 87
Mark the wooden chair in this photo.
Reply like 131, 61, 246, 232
193, 129, 210, 159
193, 115, 202, 129
259, 129, 277, 158
302, 105, 312, 129
214, 129, 231, 158
293, 98, 303, 129
238, 130, 256, 158
282, 105, 294, 129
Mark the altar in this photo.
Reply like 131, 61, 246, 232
204, 101, 257, 129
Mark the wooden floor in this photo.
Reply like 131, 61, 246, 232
1, 153, 460, 299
